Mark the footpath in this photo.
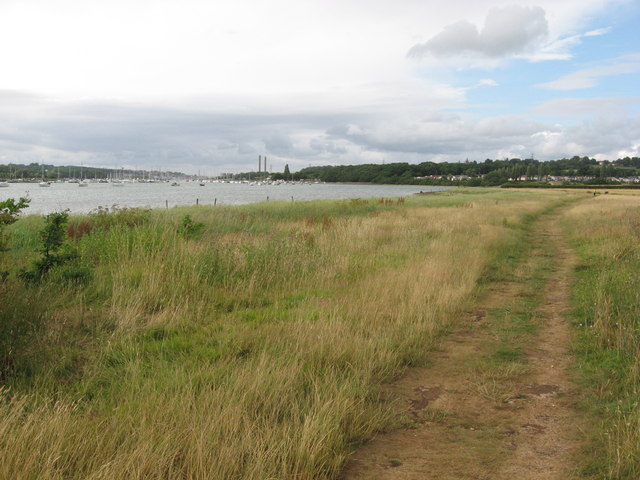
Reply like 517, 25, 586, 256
342, 206, 585, 480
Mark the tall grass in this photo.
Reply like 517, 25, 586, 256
563, 194, 640, 479
0, 191, 569, 479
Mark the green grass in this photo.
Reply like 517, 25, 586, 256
563, 195, 640, 479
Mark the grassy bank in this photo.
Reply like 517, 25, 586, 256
0, 189, 571, 479
563, 195, 640, 478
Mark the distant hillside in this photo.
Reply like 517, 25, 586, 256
0, 163, 188, 181
275, 156, 640, 186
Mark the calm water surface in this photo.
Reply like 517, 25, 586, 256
0, 182, 447, 214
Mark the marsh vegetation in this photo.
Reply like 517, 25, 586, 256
0, 188, 638, 479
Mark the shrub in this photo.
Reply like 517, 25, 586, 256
88, 205, 151, 231
178, 214, 204, 239
20, 211, 79, 283
58, 264, 93, 285
40, 211, 69, 257
0, 197, 30, 253
66, 221, 93, 240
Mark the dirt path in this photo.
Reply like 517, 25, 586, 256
341, 209, 584, 479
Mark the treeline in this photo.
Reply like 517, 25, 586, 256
272, 156, 640, 186
0, 163, 186, 181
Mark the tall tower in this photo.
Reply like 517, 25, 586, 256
258, 155, 262, 173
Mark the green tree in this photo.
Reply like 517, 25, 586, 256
0, 197, 30, 277
1, 197, 29, 252
20, 210, 74, 282
525, 165, 534, 180
284, 164, 290, 176
40, 211, 69, 257
0, 197, 30, 229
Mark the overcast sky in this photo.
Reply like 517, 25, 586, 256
0, 0, 638, 174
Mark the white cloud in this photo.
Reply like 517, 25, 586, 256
526, 24, 613, 61
526, 34, 582, 61
584, 27, 611, 36
0, 0, 636, 171
0, 0, 617, 99
478, 79, 499, 87
408, 5, 548, 59
537, 60, 640, 90
532, 97, 640, 117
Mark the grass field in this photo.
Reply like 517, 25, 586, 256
1, 188, 636, 479
563, 194, 640, 478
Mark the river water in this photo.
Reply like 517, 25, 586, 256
0, 182, 447, 214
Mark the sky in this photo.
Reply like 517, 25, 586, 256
0, 0, 638, 175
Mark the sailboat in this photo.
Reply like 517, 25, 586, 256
78, 164, 88, 187
111, 168, 124, 186
39, 166, 51, 187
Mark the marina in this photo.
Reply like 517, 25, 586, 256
0, 181, 447, 214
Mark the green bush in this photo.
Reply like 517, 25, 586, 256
0, 197, 29, 278
88, 205, 151, 230
177, 214, 204, 239
58, 264, 93, 285
20, 211, 80, 283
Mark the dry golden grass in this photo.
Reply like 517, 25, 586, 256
0, 191, 571, 479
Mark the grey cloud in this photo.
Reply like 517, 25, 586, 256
0, 92, 365, 171
263, 134, 294, 155
565, 115, 640, 154
309, 137, 348, 155
0, 90, 637, 172
217, 142, 238, 150
327, 111, 638, 160
532, 97, 639, 117
473, 116, 552, 137
408, 5, 548, 59
237, 143, 257, 155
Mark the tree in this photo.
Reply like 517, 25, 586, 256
20, 210, 73, 283
40, 211, 69, 258
284, 164, 290, 176
525, 165, 534, 180
0, 197, 30, 253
